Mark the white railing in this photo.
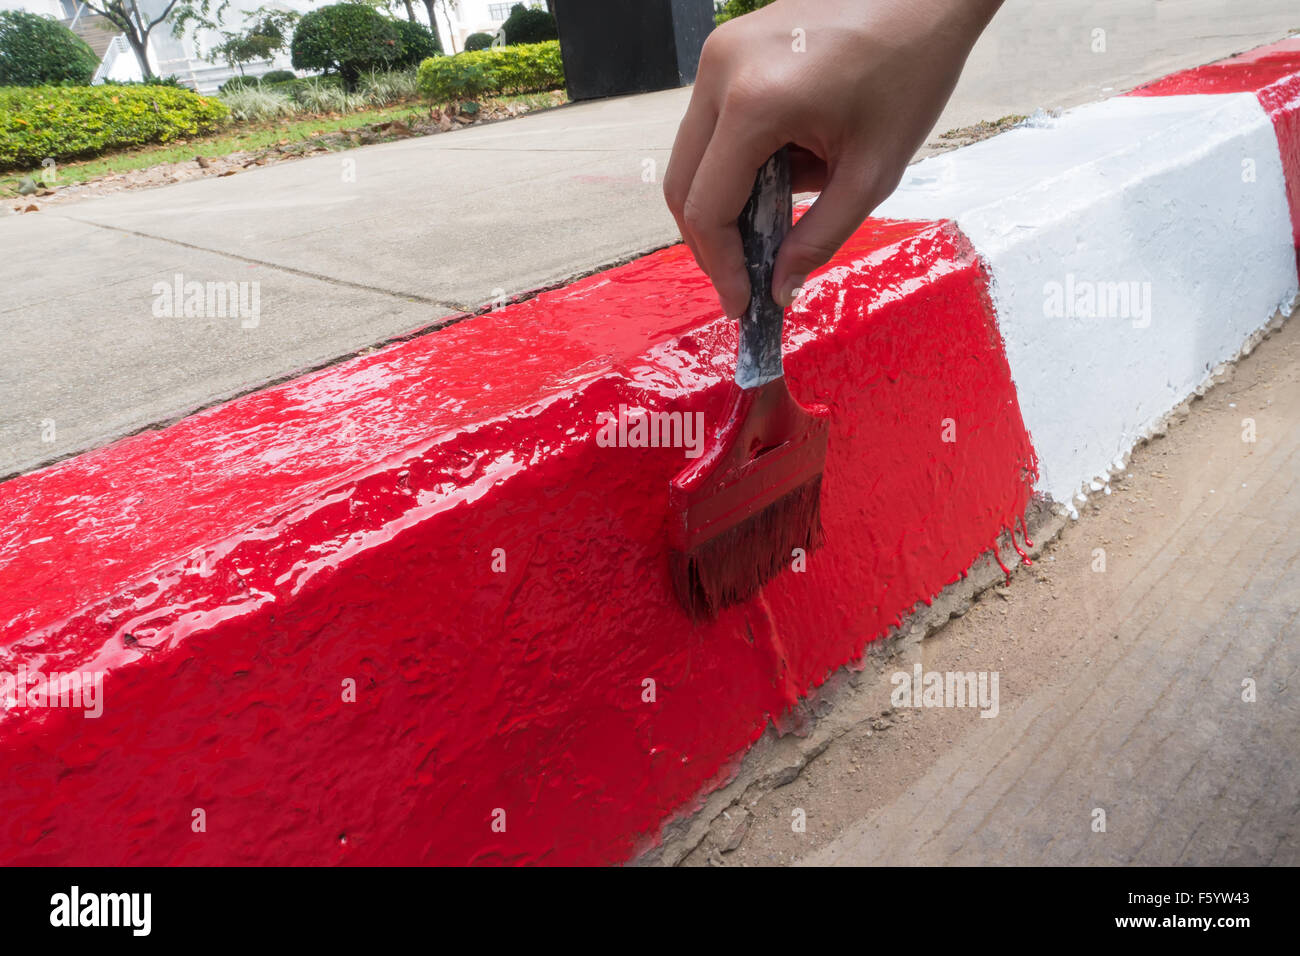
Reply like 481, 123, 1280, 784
85, 34, 282, 93
91, 35, 131, 85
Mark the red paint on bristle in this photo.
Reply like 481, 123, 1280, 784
670, 475, 824, 620
668, 376, 830, 619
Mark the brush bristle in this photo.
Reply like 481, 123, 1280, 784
670, 475, 824, 620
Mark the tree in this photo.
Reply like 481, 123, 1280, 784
502, 3, 555, 45
291, 3, 406, 89
390, 16, 440, 65
0, 10, 101, 85
372, 0, 419, 24
207, 6, 298, 76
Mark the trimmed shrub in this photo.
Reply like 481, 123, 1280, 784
0, 85, 229, 170
463, 31, 495, 52
417, 41, 563, 103
0, 10, 100, 87
501, 4, 557, 45
291, 4, 402, 89
260, 69, 297, 84
391, 18, 440, 67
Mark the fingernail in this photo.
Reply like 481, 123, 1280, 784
776, 275, 807, 308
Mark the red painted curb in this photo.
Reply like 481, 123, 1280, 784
1131, 38, 1300, 273
0, 218, 1035, 864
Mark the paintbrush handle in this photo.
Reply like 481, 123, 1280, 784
735, 146, 793, 389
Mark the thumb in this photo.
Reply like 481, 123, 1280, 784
772, 162, 881, 307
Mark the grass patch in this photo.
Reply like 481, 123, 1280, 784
936, 114, 1028, 145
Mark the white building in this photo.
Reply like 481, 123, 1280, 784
436, 1, 546, 54
0, 0, 547, 93
0, 0, 314, 91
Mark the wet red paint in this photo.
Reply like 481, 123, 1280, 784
0, 216, 1035, 865
1009, 531, 1032, 567
1131, 38, 1300, 275
991, 544, 1013, 585
1128, 38, 1300, 98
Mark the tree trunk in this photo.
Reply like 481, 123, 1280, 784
441, 5, 456, 53
425, 0, 456, 53
122, 0, 156, 79
125, 29, 155, 80
403, 0, 416, 22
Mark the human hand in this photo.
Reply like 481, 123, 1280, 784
664, 0, 1004, 318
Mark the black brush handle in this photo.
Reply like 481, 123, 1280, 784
735, 147, 792, 389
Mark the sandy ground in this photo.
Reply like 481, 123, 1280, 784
674, 310, 1299, 866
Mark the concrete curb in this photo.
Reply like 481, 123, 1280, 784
1, 40, 1297, 866
876, 37, 1300, 513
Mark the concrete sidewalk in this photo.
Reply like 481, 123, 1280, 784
688, 314, 1299, 867
4, 0, 1299, 478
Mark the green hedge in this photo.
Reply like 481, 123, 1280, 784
417, 41, 563, 103
0, 85, 229, 170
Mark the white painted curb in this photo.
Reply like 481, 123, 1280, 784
875, 90, 1298, 511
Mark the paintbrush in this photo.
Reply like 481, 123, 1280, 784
668, 146, 830, 619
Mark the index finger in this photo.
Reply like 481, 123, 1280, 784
663, 94, 717, 273
682, 112, 785, 318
